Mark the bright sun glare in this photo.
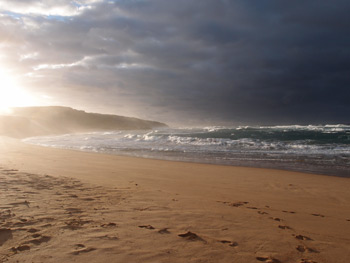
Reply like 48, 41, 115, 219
0, 67, 37, 114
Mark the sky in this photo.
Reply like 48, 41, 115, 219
0, 0, 349, 126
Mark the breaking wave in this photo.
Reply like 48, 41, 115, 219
23, 124, 350, 177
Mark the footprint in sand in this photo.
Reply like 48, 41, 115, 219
74, 244, 85, 249
138, 225, 155, 230
0, 210, 15, 220
101, 222, 117, 228
178, 231, 205, 242
11, 245, 31, 253
65, 208, 83, 214
158, 228, 170, 234
296, 245, 319, 253
300, 259, 318, 263
271, 217, 282, 222
258, 211, 268, 215
219, 240, 238, 247
0, 228, 13, 246
218, 201, 249, 207
72, 246, 96, 255
282, 210, 296, 214
278, 225, 292, 230
12, 219, 35, 227
25, 235, 51, 246
311, 214, 325, 218
294, 234, 313, 241
81, 198, 95, 201
98, 235, 119, 240
27, 228, 39, 233
256, 256, 281, 263
65, 219, 91, 230
8, 201, 30, 207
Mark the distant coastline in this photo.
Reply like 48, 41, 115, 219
0, 106, 167, 138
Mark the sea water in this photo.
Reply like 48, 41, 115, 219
23, 124, 350, 177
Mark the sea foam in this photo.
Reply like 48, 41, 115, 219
23, 125, 350, 177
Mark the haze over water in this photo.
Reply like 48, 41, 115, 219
25, 124, 350, 177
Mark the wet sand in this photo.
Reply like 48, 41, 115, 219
0, 136, 349, 263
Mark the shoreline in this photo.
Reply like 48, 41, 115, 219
1, 136, 349, 193
7, 136, 346, 180
1, 136, 350, 262
22, 124, 350, 179
22, 140, 350, 179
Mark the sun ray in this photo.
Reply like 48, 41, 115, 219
0, 67, 38, 114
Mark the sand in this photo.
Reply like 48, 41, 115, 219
0, 136, 349, 263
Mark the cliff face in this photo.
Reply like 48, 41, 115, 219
0, 106, 167, 138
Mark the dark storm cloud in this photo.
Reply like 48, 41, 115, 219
1, 0, 349, 125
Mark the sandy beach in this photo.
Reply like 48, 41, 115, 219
0, 136, 349, 263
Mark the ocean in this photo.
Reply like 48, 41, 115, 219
23, 125, 350, 177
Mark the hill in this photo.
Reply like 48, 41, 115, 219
0, 106, 167, 138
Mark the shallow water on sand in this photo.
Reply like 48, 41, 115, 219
24, 125, 350, 177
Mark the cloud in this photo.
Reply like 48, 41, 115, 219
0, 0, 103, 17
0, 0, 349, 125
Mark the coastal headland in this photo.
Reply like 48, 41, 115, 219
0, 106, 166, 138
